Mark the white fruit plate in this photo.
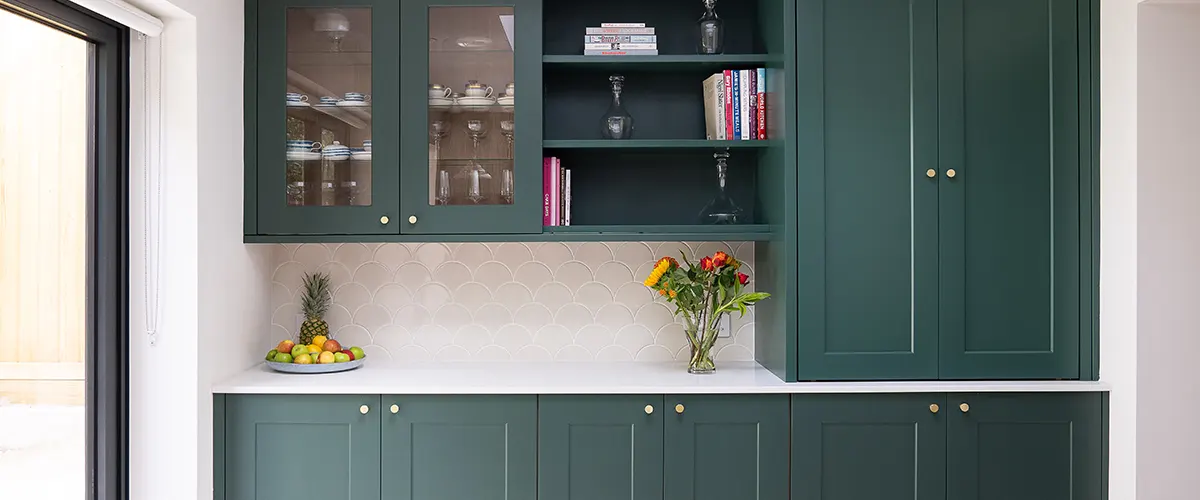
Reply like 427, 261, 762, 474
266, 357, 364, 374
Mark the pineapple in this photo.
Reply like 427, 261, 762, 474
298, 272, 332, 346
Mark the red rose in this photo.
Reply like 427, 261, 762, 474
700, 256, 714, 271
738, 272, 750, 285
712, 251, 729, 268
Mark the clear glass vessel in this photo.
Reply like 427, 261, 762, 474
697, 150, 744, 224
697, 0, 725, 55
600, 75, 634, 140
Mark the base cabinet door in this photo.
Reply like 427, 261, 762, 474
539, 395, 665, 500
947, 393, 1104, 500
665, 395, 789, 500
225, 395, 381, 500
381, 395, 536, 500
792, 394, 946, 500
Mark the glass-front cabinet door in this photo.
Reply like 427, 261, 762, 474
256, 0, 400, 235
399, 0, 542, 234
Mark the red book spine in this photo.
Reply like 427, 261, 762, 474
543, 158, 552, 226
723, 70, 734, 140
757, 93, 766, 140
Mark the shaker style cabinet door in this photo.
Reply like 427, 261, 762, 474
791, 394, 947, 500
946, 393, 1104, 500
539, 395, 665, 500
796, 0, 940, 380
664, 395, 789, 500
936, 0, 1084, 379
254, 0, 402, 235
224, 395, 382, 500
381, 396, 537, 500
398, 0, 543, 234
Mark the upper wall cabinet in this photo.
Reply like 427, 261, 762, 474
796, 0, 1095, 380
251, 0, 401, 235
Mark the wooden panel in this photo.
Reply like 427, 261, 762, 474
0, 10, 88, 405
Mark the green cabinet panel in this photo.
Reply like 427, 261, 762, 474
947, 393, 1104, 500
792, 394, 946, 500
381, 395, 536, 500
796, 0, 940, 380
398, 0, 543, 235
253, 0, 403, 235
937, 0, 1082, 379
664, 395, 789, 500
225, 394, 381, 500
539, 395, 665, 500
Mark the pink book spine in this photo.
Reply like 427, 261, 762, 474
543, 158, 552, 226
550, 158, 559, 226
723, 70, 734, 140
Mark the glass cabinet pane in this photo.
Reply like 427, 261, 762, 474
428, 6, 515, 206
285, 7, 373, 207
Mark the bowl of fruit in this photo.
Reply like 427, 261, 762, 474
265, 337, 366, 374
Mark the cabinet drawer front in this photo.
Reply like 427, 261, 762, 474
539, 395, 665, 500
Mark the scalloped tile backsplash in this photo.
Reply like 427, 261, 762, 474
270, 242, 756, 363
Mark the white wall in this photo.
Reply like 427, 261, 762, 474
124, 1, 271, 500
1137, 3, 1200, 499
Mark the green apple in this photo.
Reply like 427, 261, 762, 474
350, 347, 365, 360
290, 344, 308, 357
266, 349, 278, 361
273, 352, 293, 363
333, 352, 350, 363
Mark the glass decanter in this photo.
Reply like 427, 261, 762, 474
697, 0, 725, 55
600, 75, 634, 140
697, 150, 743, 224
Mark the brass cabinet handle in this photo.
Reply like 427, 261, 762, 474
929, 403, 939, 414
360, 405, 370, 415
379, 215, 390, 225
926, 169, 936, 178
946, 169, 957, 178
408, 215, 418, 224
644, 404, 654, 415
390, 404, 399, 414
959, 402, 970, 413
675, 404, 685, 414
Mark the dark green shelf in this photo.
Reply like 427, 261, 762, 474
543, 139, 775, 150
245, 225, 772, 243
543, 54, 778, 70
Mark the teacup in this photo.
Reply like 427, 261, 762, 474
428, 84, 452, 99
286, 140, 321, 152
362, 140, 372, 151
344, 92, 371, 102
319, 96, 340, 105
285, 92, 309, 103
464, 80, 493, 98
504, 82, 515, 97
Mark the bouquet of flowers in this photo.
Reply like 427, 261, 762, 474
643, 251, 769, 373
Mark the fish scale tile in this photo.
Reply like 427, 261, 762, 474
271, 242, 755, 362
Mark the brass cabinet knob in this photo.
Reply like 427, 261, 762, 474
926, 169, 936, 178
379, 215, 390, 225
959, 402, 970, 413
929, 403, 939, 414
675, 404, 685, 414
946, 169, 957, 178
644, 404, 654, 415
408, 215, 418, 224
360, 405, 370, 415
390, 404, 399, 414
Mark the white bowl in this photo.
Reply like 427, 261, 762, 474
351, 152, 372, 161
336, 100, 370, 107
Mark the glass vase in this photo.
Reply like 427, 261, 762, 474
601, 75, 634, 139
697, 0, 725, 55
685, 324, 718, 374
697, 150, 744, 224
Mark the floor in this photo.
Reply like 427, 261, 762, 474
0, 403, 85, 499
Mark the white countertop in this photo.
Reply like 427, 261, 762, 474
212, 362, 1111, 394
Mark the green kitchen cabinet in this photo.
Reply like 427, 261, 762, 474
398, 0, 543, 235
947, 393, 1105, 500
664, 395, 789, 500
224, 394, 381, 500
250, 0, 402, 236
797, 0, 1095, 380
791, 394, 947, 500
539, 395, 665, 500
381, 395, 536, 500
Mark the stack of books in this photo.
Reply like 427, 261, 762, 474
702, 69, 768, 140
543, 157, 572, 226
584, 23, 657, 56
